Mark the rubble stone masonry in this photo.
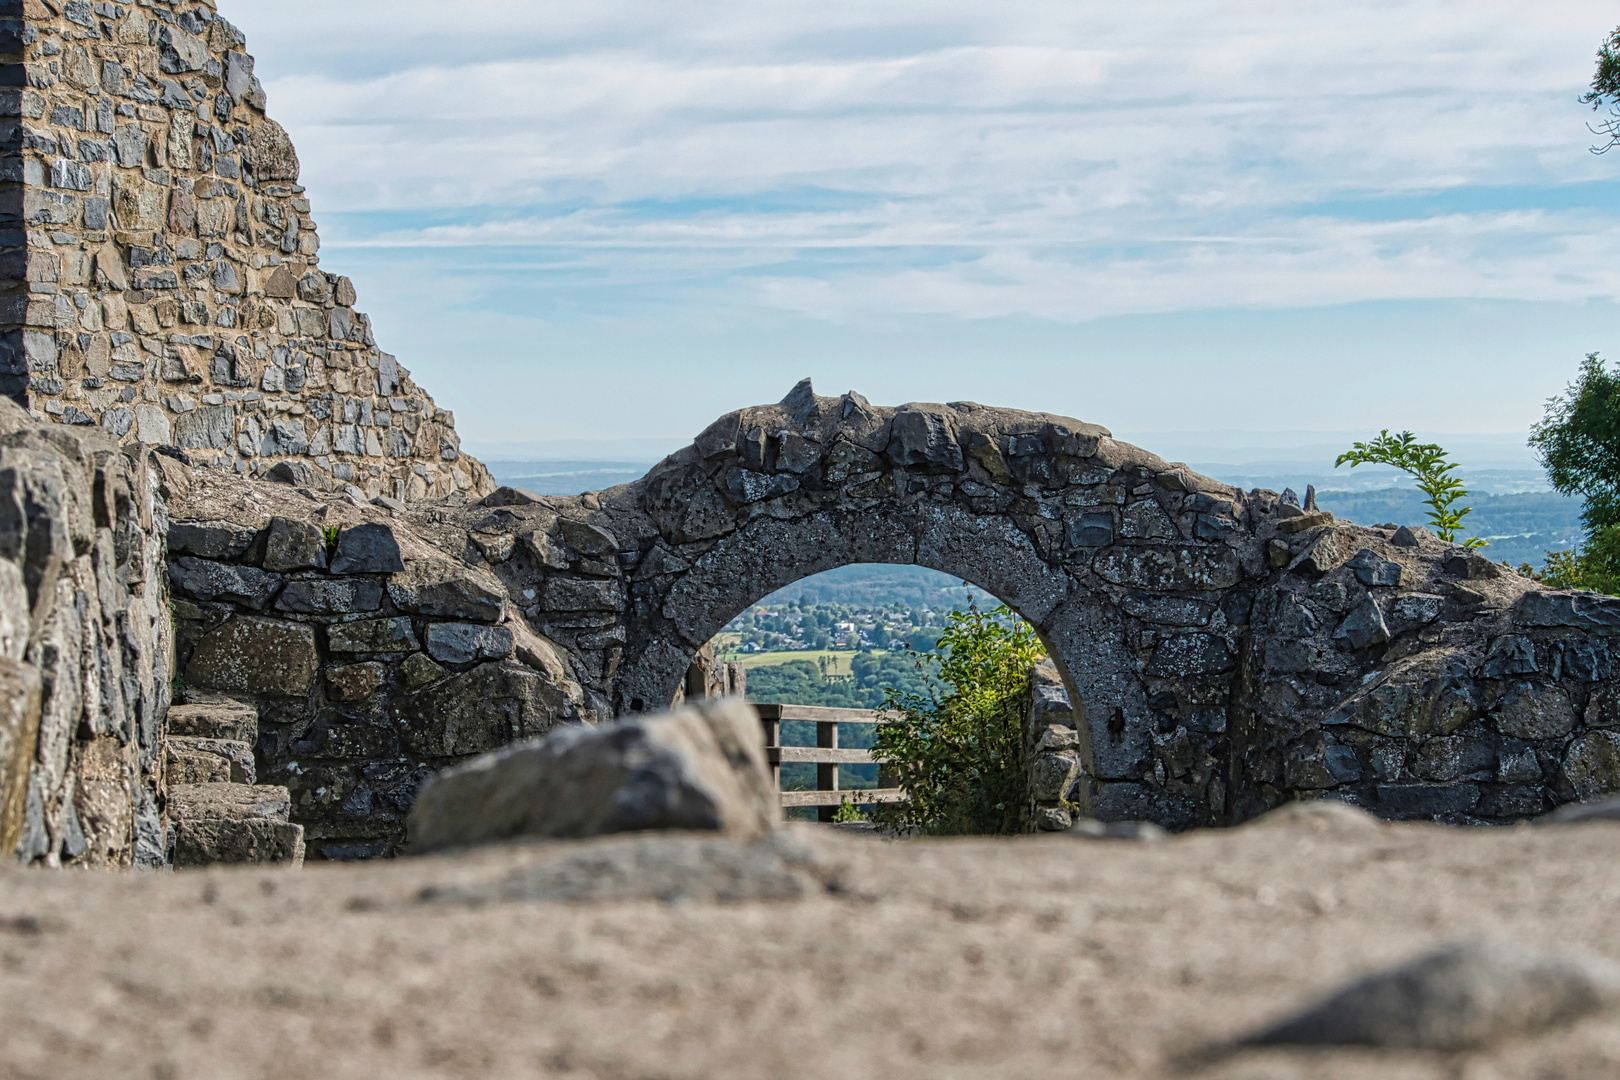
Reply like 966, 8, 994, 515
0, 0, 493, 503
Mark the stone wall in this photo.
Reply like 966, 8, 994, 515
161, 459, 598, 860
1, 0, 492, 503
0, 393, 170, 867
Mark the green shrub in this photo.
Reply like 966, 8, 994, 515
870, 605, 1044, 836
1336, 430, 1485, 548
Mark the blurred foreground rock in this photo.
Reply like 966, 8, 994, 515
1246, 937, 1620, 1050
8, 813, 1620, 1079
407, 698, 778, 853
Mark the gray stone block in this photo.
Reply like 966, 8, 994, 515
407, 697, 778, 853
387, 561, 507, 621
425, 623, 515, 665
185, 616, 319, 698
166, 699, 258, 743
327, 617, 418, 655
328, 523, 404, 574
276, 578, 384, 615
174, 818, 304, 867
169, 557, 282, 609
262, 517, 329, 572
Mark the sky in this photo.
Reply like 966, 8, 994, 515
224, 0, 1620, 456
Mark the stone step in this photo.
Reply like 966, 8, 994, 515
167, 697, 258, 743
174, 818, 305, 868
167, 782, 290, 824
165, 737, 255, 785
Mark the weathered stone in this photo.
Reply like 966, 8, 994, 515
1556, 640, 1611, 682
1092, 546, 1241, 592
726, 468, 798, 504
407, 698, 778, 853
261, 517, 327, 572
1347, 548, 1401, 587
1326, 664, 1478, 737
326, 662, 386, 703
1376, 783, 1480, 816
1334, 597, 1389, 650
166, 737, 254, 784
1561, 731, 1620, 802
1516, 590, 1620, 630
1246, 938, 1620, 1050
397, 661, 573, 758
168, 557, 282, 610
186, 617, 320, 698
1481, 635, 1538, 679
1031, 750, 1080, 801
425, 623, 516, 666
1144, 634, 1234, 678
167, 782, 292, 823
387, 561, 507, 622
327, 617, 418, 655
1386, 592, 1444, 630
276, 578, 384, 615
541, 577, 624, 613
887, 406, 963, 473
1065, 511, 1114, 549
174, 819, 305, 867
1490, 683, 1575, 741
1390, 525, 1423, 547
0, 660, 43, 860
244, 118, 300, 181
558, 519, 619, 556
1443, 552, 1500, 580
166, 700, 257, 743
401, 651, 449, 689
168, 521, 257, 560
328, 523, 404, 575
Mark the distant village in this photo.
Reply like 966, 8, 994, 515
719, 601, 952, 657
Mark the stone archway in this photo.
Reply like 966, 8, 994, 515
503, 380, 1261, 829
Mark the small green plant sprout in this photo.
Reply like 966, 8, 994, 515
831, 796, 863, 823
1335, 431, 1487, 549
321, 524, 341, 551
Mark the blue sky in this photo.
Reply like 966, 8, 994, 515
226, 0, 1620, 454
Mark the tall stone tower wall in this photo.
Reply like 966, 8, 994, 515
1, 0, 493, 503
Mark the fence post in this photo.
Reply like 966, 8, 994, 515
816, 719, 839, 823
761, 712, 780, 791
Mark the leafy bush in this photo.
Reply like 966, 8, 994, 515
1335, 430, 1485, 548
1527, 353, 1620, 593
870, 605, 1044, 836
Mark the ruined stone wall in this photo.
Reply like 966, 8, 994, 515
154, 384, 1620, 851
161, 462, 598, 860
0, 394, 170, 867
1, 0, 492, 503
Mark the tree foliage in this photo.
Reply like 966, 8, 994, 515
1335, 431, 1485, 548
1527, 352, 1620, 593
1582, 26, 1620, 154
869, 605, 1044, 836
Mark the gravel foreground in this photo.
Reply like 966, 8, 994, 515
3, 807, 1618, 1080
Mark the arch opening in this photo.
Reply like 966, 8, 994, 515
669, 560, 1068, 823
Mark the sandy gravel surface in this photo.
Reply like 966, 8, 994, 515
2, 807, 1619, 1080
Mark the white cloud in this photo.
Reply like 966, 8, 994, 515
214, 0, 1620, 436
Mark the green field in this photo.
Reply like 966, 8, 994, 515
736, 649, 875, 676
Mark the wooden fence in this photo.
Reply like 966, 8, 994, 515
755, 704, 906, 822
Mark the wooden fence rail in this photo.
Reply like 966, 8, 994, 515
755, 703, 906, 821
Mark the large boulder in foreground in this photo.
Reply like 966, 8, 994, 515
407, 698, 778, 853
